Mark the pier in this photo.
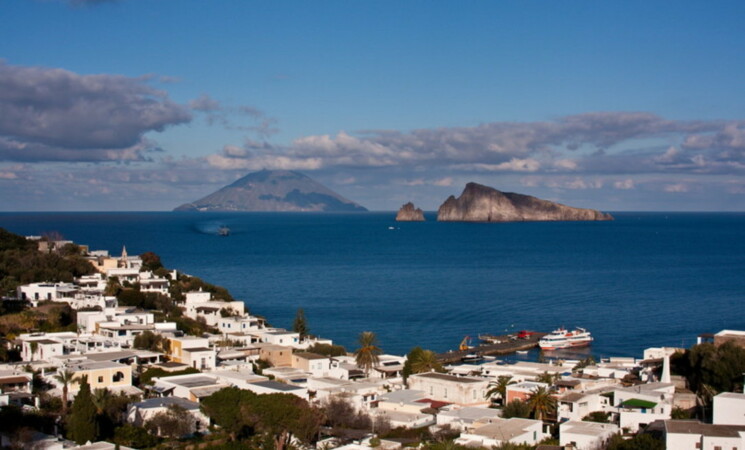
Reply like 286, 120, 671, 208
436, 332, 547, 364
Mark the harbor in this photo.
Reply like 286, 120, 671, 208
436, 331, 548, 364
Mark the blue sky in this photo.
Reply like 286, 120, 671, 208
1, 0, 745, 211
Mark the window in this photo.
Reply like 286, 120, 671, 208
113, 371, 124, 382
444, 388, 448, 399
98, 376, 103, 383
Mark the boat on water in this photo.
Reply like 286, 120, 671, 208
218, 226, 230, 236
539, 327, 593, 350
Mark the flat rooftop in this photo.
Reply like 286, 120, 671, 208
163, 375, 220, 388
252, 380, 303, 392
415, 372, 484, 383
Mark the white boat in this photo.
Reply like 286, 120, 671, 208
539, 327, 593, 350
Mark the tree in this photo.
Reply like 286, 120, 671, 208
535, 371, 558, 385
140, 251, 163, 271
53, 368, 77, 418
607, 433, 664, 450
354, 331, 382, 377
501, 400, 531, 419
145, 404, 195, 438
526, 386, 556, 421
133, 330, 170, 352
582, 411, 611, 423
67, 376, 99, 444
688, 341, 745, 393
293, 308, 309, 340
200, 387, 256, 440
250, 393, 324, 450
323, 397, 372, 430
485, 376, 516, 405
113, 424, 159, 448
573, 356, 597, 372
404, 347, 443, 378
307, 343, 347, 357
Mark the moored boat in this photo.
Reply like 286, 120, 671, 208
539, 327, 593, 350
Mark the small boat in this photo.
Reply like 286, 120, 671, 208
516, 350, 529, 355
218, 226, 230, 236
539, 327, 593, 350
461, 353, 483, 363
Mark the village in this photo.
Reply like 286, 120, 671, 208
1, 231, 745, 450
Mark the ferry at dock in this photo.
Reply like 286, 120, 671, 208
539, 327, 593, 350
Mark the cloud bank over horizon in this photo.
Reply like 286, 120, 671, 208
0, 60, 743, 211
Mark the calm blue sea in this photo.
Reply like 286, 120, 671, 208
1, 211, 744, 359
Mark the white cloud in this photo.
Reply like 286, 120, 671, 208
613, 179, 635, 190
664, 183, 689, 193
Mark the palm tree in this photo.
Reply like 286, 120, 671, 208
92, 388, 112, 415
485, 375, 516, 405
53, 368, 77, 418
354, 331, 382, 377
410, 349, 442, 374
536, 371, 558, 385
526, 386, 556, 421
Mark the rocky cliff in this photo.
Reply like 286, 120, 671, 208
174, 170, 367, 212
395, 202, 425, 221
437, 183, 613, 222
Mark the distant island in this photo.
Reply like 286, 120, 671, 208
395, 202, 425, 221
174, 170, 368, 212
437, 182, 613, 222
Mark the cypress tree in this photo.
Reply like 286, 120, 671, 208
292, 308, 309, 339
67, 375, 98, 444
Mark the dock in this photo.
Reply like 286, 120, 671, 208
436, 332, 547, 364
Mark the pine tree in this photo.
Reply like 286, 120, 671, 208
67, 376, 98, 444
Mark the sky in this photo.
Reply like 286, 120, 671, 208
2, 0, 745, 211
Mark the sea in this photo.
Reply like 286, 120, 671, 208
1, 211, 744, 361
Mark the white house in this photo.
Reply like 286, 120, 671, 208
150, 373, 230, 403
456, 418, 546, 447
559, 420, 619, 450
407, 372, 490, 406
19, 332, 77, 362
127, 396, 209, 436
613, 382, 674, 432
713, 392, 745, 425
663, 420, 745, 450
436, 406, 502, 432
557, 389, 614, 422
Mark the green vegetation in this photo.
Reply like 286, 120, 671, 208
0, 228, 96, 297
485, 375, 516, 405
133, 330, 171, 352
292, 307, 309, 339
307, 342, 347, 357
67, 376, 97, 444
526, 386, 556, 420
201, 387, 323, 449
354, 331, 382, 377
501, 400, 532, 419
582, 411, 611, 423
144, 404, 195, 439
572, 356, 597, 372
403, 346, 444, 382
169, 274, 235, 302
606, 433, 664, 450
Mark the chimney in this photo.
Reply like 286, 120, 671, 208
661, 353, 671, 384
